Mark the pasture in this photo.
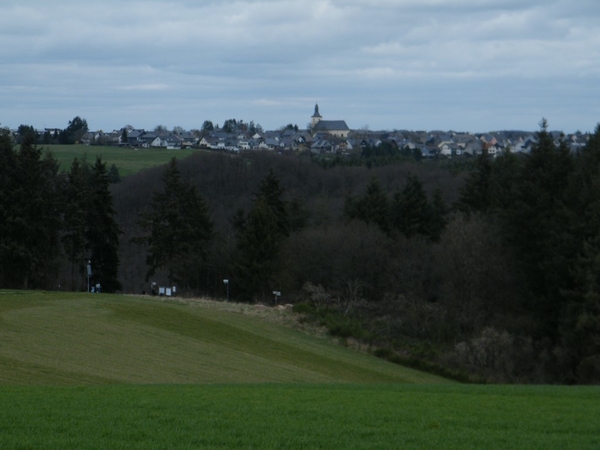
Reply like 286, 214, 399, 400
41, 144, 200, 177
0, 291, 443, 384
0, 291, 598, 449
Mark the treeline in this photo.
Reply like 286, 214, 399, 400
450, 120, 600, 384
112, 121, 600, 384
111, 150, 462, 302
4, 117, 600, 384
311, 142, 423, 170
0, 131, 120, 291
16, 116, 89, 145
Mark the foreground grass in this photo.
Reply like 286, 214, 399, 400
0, 291, 445, 384
42, 144, 200, 177
0, 383, 598, 449
1, 291, 598, 448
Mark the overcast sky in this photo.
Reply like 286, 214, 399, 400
1, 0, 599, 133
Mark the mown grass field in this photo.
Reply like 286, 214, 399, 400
0, 291, 443, 385
41, 144, 200, 177
1, 291, 598, 449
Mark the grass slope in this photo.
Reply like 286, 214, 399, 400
0, 291, 445, 385
42, 145, 200, 177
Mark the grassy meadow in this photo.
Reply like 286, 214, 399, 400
1, 290, 598, 449
41, 144, 200, 177
0, 291, 439, 384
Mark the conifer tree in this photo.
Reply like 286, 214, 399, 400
559, 124, 600, 381
0, 134, 63, 287
0, 130, 17, 286
62, 158, 90, 290
488, 149, 522, 213
391, 174, 431, 238
233, 170, 289, 301
86, 157, 121, 292
345, 177, 391, 234
457, 151, 494, 214
140, 157, 213, 288
508, 119, 575, 338
233, 196, 281, 301
427, 187, 447, 241
257, 169, 290, 237
561, 236, 600, 382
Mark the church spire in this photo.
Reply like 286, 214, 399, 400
312, 103, 322, 119
311, 103, 322, 128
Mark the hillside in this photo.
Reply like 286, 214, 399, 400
0, 291, 447, 385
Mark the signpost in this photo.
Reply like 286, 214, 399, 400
273, 291, 281, 305
223, 279, 229, 302
86, 260, 92, 293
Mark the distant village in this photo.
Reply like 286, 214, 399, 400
22, 104, 592, 157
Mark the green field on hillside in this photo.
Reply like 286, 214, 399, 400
0, 384, 598, 449
40, 145, 200, 177
1, 291, 598, 449
0, 290, 443, 385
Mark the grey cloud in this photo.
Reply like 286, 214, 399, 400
1, 0, 599, 132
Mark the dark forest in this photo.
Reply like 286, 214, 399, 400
2, 122, 600, 384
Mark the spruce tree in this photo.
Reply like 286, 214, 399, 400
559, 124, 600, 381
0, 130, 17, 286
86, 157, 121, 292
391, 174, 431, 238
457, 151, 494, 214
427, 187, 447, 241
140, 157, 213, 288
457, 149, 522, 216
507, 119, 575, 339
0, 134, 63, 288
62, 158, 90, 290
561, 236, 600, 382
257, 169, 290, 237
233, 170, 289, 301
233, 196, 281, 301
344, 177, 390, 234
488, 149, 522, 213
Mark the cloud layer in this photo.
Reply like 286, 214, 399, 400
2, 0, 599, 132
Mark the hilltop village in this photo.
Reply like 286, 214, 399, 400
25, 104, 591, 158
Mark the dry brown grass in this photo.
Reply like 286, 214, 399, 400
131, 294, 332, 340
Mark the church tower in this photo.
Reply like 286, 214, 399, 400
311, 103, 322, 128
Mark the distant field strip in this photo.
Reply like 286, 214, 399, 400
0, 291, 446, 385
0, 384, 598, 449
43, 145, 200, 176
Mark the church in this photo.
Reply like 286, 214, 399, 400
310, 104, 350, 138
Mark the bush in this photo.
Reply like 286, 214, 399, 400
447, 327, 543, 383
292, 301, 316, 315
373, 347, 484, 383
322, 313, 369, 340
